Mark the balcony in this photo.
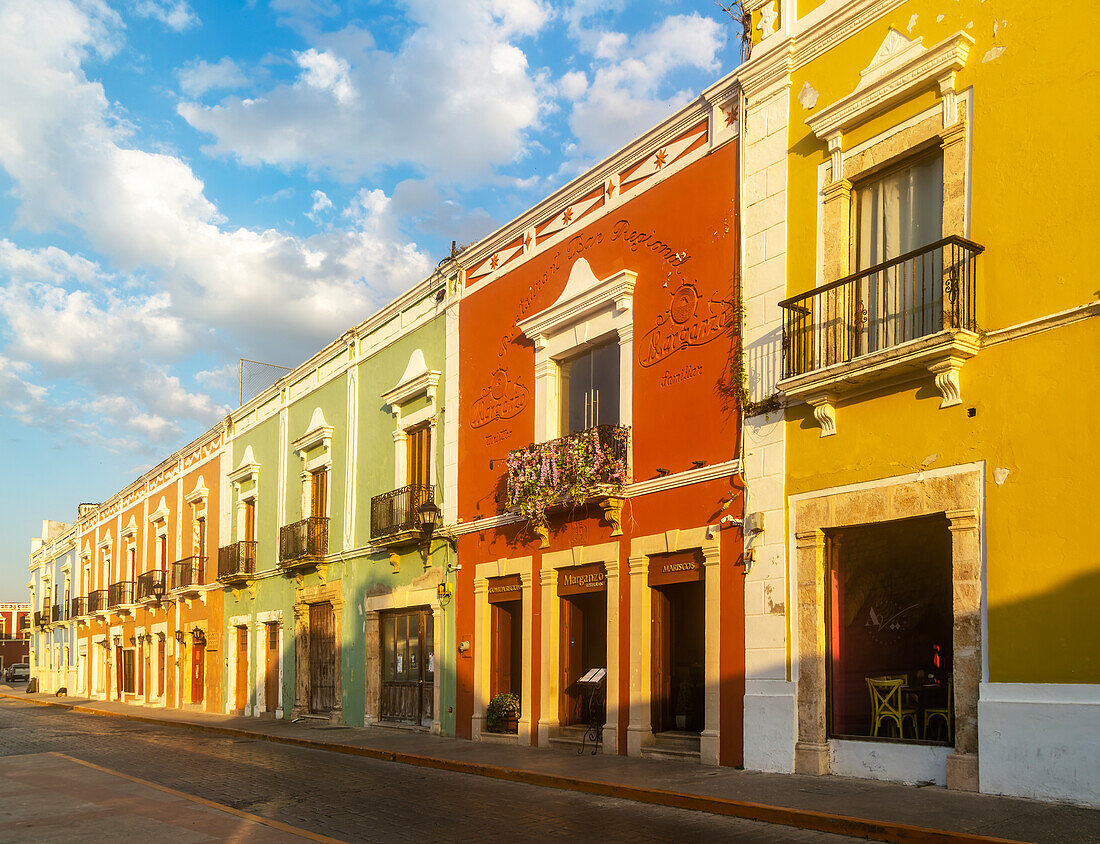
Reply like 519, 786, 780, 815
218, 541, 256, 584
71, 596, 88, 619
777, 236, 984, 435
107, 581, 134, 609
279, 517, 329, 570
505, 424, 630, 545
370, 484, 434, 548
172, 556, 206, 596
136, 570, 168, 603
88, 589, 107, 614
34, 611, 48, 628
51, 603, 64, 623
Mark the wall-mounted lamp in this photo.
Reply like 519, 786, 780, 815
112, 635, 121, 647
129, 636, 136, 646
655, 467, 670, 476
418, 500, 440, 539
174, 630, 185, 644
157, 632, 166, 643
191, 627, 206, 644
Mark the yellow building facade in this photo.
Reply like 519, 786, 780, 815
738, 0, 1098, 804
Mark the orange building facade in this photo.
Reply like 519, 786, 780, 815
71, 426, 225, 711
451, 72, 747, 765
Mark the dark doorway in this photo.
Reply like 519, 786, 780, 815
560, 592, 607, 725
234, 627, 248, 711
309, 602, 336, 714
380, 607, 434, 727
191, 640, 205, 704
651, 580, 705, 734
490, 600, 522, 698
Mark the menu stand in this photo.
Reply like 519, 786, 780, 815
574, 668, 606, 756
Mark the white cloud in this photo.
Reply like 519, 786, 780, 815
132, 0, 199, 32
177, 57, 248, 98
177, 0, 551, 182
306, 189, 334, 224
562, 13, 726, 163
559, 70, 588, 100
0, 0, 435, 455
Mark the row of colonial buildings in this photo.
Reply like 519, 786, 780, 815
28, 0, 1098, 807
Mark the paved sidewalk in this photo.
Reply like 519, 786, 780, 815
2, 687, 1097, 844
0, 751, 334, 842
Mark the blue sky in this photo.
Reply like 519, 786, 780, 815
0, 0, 743, 596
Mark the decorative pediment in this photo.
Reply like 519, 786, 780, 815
517, 258, 636, 350
148, 497, 170, 524
807, 30, 974, 145
120, 516, 138, 539
184, 477, 209, 506
292, 407, 334, 455
96, 530, 112, 551
227, 445, 260, 484
381, 349, 440, 408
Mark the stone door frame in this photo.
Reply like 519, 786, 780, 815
292, 580, 343, 724
791, 464, 983, 791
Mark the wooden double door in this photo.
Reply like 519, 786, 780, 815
380, 607, 434, 727
309, 602, 337, 714
560, 592, 607, 725
651, 580, 705, 734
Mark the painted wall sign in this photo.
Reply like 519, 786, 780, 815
486, 574, 523, 604
648, 550, 704, 587
639, 283, 733, 368
471, 369, 529, 429
557, 563, 607, 597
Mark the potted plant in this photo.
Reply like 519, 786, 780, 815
675, 679, 694, 731
486, 692, 520, 734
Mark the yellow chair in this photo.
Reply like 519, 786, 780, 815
866, 677, 918, 739
923, 675, 954, 743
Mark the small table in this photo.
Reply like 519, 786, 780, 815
901, 683, 946, 739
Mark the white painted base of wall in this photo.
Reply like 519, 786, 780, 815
830, 739, 950, 786
743, 680, 796, 773
979, 683, 1100, 807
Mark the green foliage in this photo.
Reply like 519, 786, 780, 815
486, 692, 520, 733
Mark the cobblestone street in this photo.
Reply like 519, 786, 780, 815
0, 700, 863, 843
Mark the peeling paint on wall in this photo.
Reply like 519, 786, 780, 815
798, 81, 819, 110
983, 45, 1006, 63
907, 14, 918, 33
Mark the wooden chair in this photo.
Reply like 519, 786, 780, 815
866, 677, 918, 739
923, 675, 954, 742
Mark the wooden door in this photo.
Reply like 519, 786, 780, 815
243, 499, 256, 542
234, 627, 248, 710
192, 640, 205, 704
380, 608, 433, 725
115, 646, 124, 699
158, 639, 166, 697
265, 623, 279, 713
561, 598, 583, 725
651, 587, 671, 732
309, 603, 336, 713
407, 425, 430, 487
311, 469, 327, 519
490, 603, 512, 698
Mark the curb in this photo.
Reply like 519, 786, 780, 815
1, 692, 1021, 844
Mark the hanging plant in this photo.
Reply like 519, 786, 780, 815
505, 425, 629, 530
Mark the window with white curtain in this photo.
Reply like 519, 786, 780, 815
559, 341, 620, 435
852, 154, 943, 351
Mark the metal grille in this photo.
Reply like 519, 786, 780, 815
279, 517, 329, 565
172, 557, 206, 590
107, 581, 134, 608
779, 236, 983, 379
71, 597, 88, 618
88, 590, 107, 613
136, 570, 167, 601
370, 484, 434, 540
239, 358, 292, 405
218, 541, 256, 582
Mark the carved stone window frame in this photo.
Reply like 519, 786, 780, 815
381, 349, 441, 490
516, 257, 635, 444
228, 445, 260, 543
184, 478, 209, 560
790, 465, 983, 792
792, 30, 977, 435
291, 407, 334, 520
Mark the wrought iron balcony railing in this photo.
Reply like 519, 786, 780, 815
218, 541, 256, 583
88, 590, 107, 613
779, 236, 983, 379
279, 517, 329, 566
107, 581, 134, 608
172, 556, 206, 591
370, 484, 434, 542
71, 596, 88, 618
136, 570, 168, 602
34, 611, 47, 628
51, 603, 63, 622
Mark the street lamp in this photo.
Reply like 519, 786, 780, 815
418, 500, 440, 538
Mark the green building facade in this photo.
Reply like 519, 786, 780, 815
218, 266, 457, 735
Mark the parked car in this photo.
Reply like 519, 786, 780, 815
5, 663, 30, 683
